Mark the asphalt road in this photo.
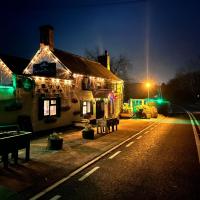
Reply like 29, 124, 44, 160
34, 113, 200, 200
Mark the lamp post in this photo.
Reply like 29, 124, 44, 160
145, 82, 151, 102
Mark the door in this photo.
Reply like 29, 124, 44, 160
96, 100, 104, 119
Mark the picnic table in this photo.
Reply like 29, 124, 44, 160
0, 126, 31, 168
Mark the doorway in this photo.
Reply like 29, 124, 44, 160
96, 100, 104, 119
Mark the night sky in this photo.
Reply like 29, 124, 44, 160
1, 0, 200, 83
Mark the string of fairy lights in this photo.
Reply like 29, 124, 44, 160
0, 59, 12, 85
23, 45, 113, 86
1, 45, 123, 95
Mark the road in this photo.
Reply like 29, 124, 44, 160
30, 112, 200, 200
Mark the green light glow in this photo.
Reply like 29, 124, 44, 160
12, 74, 17, 89
157, 98, 164, 104
0, 85, 15, 100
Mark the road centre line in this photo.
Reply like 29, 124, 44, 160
30, 117, 165, 200
78, 166, 100, 181
136, 136, 142, 140
126, 141, 134, 147
109, 151, 121, 159
49, 195, 62, 200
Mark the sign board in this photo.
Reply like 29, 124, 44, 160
33, 61, 56, 77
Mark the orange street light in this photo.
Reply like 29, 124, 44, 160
145, 82, 151, 88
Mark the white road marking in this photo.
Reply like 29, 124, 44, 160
29, 117, 165, 200
187, 111, 200, 164
144, 131, 150, 134
49, 195, 62, 200
109, 151, 121, 159
136, 136, 142, 140
126, 141, 134, 147
78, 166, 100, 181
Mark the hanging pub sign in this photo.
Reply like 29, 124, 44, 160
33, 61, 56, 77
22, 77, 35, 91
16, 76, 34, 91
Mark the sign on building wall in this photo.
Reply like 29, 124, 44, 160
33, 61, 56, 77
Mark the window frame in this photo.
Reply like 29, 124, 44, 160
38, 97, 61, 120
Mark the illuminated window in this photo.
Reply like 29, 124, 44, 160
83, 101, 87, 115
44, 100, 50, 116
82, 101, 92, 115
43, 99, 57, 116
38, 97, 61, 120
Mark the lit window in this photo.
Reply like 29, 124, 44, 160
50, 105, 56, 116
87, 101, 91, 113
44, 100, 50, 116
83, 101, 87, 115
82, 101, 92, 115
44, 99, 57, 116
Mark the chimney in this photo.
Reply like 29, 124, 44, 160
39, 25, 54, 50
98, 50, 111, 71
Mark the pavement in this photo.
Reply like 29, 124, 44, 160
0, 117, 161, 200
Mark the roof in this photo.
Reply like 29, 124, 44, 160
53, 49, 122, 81
0, 54, 29, 75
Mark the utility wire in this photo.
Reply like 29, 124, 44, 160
72, 0, 147, 8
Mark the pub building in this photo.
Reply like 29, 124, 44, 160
0, 25, 123, 133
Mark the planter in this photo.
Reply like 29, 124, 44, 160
82, 129, 94, 139
71, 98, 78, 103
48, 138, 63, 150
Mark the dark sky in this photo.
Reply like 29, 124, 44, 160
1, 0, 200, 83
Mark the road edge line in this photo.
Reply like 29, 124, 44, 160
186, 111, 200, 164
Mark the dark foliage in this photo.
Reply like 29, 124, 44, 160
162, 57, 200, 104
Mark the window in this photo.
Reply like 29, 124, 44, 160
82, 101, 92, 115
83, 101, 87, 115
44, 99, 57, 116
44, 100, 50, 116
38, 97, 61, 120
82, 77, 92, 90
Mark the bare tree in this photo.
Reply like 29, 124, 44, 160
84, 47, 100, 62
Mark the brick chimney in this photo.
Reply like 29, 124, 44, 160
39, 25, 54, 50
98, 50, 111, 71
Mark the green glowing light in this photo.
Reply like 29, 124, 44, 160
0, 85, 15, 93
0, 85, 15, 100
12, 74, 17, 89
157, 98, 164, 104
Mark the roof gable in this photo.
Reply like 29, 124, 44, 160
0, 58, 13, 85
23, 46, 71, 79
